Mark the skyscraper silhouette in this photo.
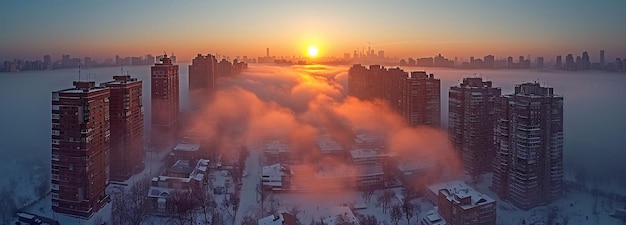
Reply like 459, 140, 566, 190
189, 54, 217, 110
600, 50, 605, 66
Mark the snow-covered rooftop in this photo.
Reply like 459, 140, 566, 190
174, 143, 201, 152
428, 180, 495, 209
315, 163, 383, 179
349, 149, 380, 159
258, 213, 285, 225
316, 134, 344, 153
262, 163, 290, 187
57, 87, 107, 94
422, 208, 447, 225
321, 206, 360, 225
264, 140, 290, 153
154, 159, 210, 189
397, 158, 436, 174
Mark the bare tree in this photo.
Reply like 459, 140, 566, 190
401, 188, 416, 223
361, 189, 375, 203
377, 189, 394, 214
212, 210, 224, 225
390, 204, 402, 225
0, 187, 17, 225
169, 189, 197, 225
288, 205, 303, 225
111, 177, 152, 225
360, 215, 379, 225
241, 214, 257, 225
35, 177, 49, 198
256, 184, 268, 214
192, 184, 216, 225
221, 193, 237, 219
414, 204, 422, 222
268, 193, 280, 216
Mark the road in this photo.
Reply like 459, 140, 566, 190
233, 144, 262, 225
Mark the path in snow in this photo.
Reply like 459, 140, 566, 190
233, 144, 262, 225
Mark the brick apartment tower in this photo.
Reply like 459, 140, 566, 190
188, 54, 217, 110
151, 55, 179, 148
51, 81, 110, 218
347, 64, 384, 101
449, 77, 501, 176
492, 83, 564, 209
401, 71, 441, 127
348, 65, 440, 127
101, 75, 144, 181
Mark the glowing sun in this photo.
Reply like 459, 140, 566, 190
307, 45, 319, 57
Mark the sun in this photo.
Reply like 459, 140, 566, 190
307, 45, 319, 57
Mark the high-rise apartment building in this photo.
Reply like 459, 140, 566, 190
189, 54, 217, 110
151, 55, 179, 148
449, 78, 501, 176
582, 51, 591, 70
402, 71, 440, 127
536, 57, 544, 68
347, 64, 384, 101
51, 81, 110, 218
492, 83, 563, 209
101, 75, 144, 181
600, 50, 605, 66
348, 65, 440, 127
217, 58, 233, 77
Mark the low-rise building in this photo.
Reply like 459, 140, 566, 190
314, 163, 384, 189
427, 181, 496, 225
349, 149, 389, 165
263, 140, 291, 164
261, 163, 292, 191
322, 207, 361, 225
316, 134, 344, 155
258, 212, 298, 225
172, 143, 201, 160
396, 158, 436, 187
147, 159, 209, 214
353, 131, 385, 149
420, 209, 446, 225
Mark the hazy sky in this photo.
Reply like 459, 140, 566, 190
1, 0, 625, 61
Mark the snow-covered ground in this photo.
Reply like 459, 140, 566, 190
17, 192, 112, 225
264, 188, 434, 225
11, 143, 626, 225
472, 173, 624, 225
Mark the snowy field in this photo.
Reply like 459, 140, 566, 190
472, 173, 624, 225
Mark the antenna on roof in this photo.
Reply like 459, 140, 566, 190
78, 60, 81, 81
121, 55, 124, 75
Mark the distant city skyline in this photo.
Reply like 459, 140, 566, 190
1, 1, 625, 61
